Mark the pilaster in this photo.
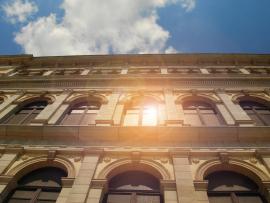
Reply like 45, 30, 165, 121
96, 92, 120, 125
34, 91, 71, 124
171, 151, 197, 203
216, 90, 253, 125
67, 153, 100, 203
164, 90, 184, 126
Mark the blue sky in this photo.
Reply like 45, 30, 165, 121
0, 0, 270, 56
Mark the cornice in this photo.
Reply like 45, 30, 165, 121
1, 53, 270, 66
0, 76, 269, 89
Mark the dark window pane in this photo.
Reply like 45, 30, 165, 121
3, 101, 47, 125
203, 114, 223, 126
109, 171, 160, 191
137, 195, 160, 203
60, 101, 100, 125
208, 196, 232, 203
11, 190, 35, 199
61, 114, 82, 125
81, 113, 97, 125
107, 194, 131, 203
238, 195, 264, 203
38, 191, 59, 200
7, 200, 30, 203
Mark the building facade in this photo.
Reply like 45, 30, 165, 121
0, 53, 269, 203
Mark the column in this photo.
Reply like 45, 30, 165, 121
216, 91, 253, 125
0, 148, 22, 202
96, 92, 120, 125
48, 104, 69, 125
161, 180, 178, 203
164, 90, 184, 126
194, 181, 209, 203
33, 91, 71, 124
216, 103, 235, 125
86, 179, 107, 203
67, 154, 100, 203
0, 152, 18, 175
172, 155, 197, 203
113, 104, 124, 125
0, 93, 23, 121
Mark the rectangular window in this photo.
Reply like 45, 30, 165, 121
124, 109, 139, 126
142, 107, 157, 126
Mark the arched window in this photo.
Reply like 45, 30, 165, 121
3, 101, 48, 124
182, 100, 224, 126
103, 171, 162, 203
205, 171, 266, 203
239, 101, 270, 126
6, 167, 67, 203
60, 101, 100, 125
123, 99, 158, 126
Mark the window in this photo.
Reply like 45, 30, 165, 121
5, 167, 67, 203
3, 101, 48, 124
182, 100, 224, 126
60, 101, 100, 125
240, 101, 270, 126
103, 171, 162, 203
205, 171, 266, 203
123, 101, 158, 126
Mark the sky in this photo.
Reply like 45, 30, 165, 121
0, 0, 270, 56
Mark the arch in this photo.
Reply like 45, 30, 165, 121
6, 155, 76, 181
97, 158, 171, 181
232, 94, 270, 105
175, 93, 221, 106
15, 94, 55, 106
195, 158, 270, 188
0, 94, 8, 102
119, 93, 164, 104
65, 93, 108, 105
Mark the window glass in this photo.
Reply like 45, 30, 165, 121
142, 106, 157, 126
6, 167, 67, 203
3, 101, 47, 124
124, 101, 158, 126
182, 100, 224, 126
240, 101, 270, 126
104, 171, 161, 203
206, 171, 265, 203
60, 101, 100, 125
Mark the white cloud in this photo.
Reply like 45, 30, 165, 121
14, 0, 196, 56
180, 0, 196, 12
2, 0, 38, 24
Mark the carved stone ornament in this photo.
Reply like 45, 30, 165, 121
21, 155, 29, 160
191, 158, 200, 164
160, 157, 168, 164
103, 156, 111, 163
219, 152, 229, 164
249, 157, 258, 164
74, 156, 82, 162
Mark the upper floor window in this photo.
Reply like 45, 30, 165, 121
123, 100, 158, 126
205, 171, 266, 203
6, 167, 67, 203
103, 171, 162, 203
182, 100, 224, 126
239, 101, 270, 126
3, 101, 47, 124
60, 101, 100, 125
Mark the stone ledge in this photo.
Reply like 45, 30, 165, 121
0, 125, 269, 146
